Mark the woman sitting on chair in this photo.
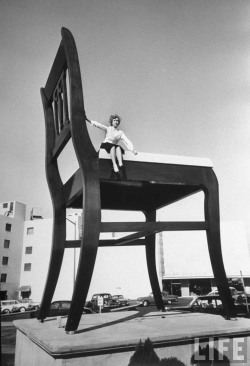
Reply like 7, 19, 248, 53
86, 114, 137, 180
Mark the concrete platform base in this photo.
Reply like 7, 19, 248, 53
14, 311, 250, 365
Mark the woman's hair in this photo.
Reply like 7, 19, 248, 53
109, 114, 121, 125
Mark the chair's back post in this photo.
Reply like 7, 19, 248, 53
61, 26, 101, 236
61, 27, 97, 162
60, 28, 101, 332
38, 88, 66, 322
38, 28, 100, 323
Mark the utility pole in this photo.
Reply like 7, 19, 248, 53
158, 230, 165, 289
66, 217, 77, 288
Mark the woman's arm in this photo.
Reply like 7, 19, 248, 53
85, 118, 108, 132
120, 132, 138, 155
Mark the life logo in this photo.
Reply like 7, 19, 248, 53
192, 336, 249, 364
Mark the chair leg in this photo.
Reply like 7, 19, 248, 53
65, 206, 101, 333
203, 172, 236, 318
144, 211, 165, 311
37, 207, 66, 321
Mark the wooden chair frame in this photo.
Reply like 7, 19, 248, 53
38, 27, 236, 333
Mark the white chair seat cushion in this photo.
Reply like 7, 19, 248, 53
98, 149, 213, 168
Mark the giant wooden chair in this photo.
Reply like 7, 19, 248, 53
38, 27, 236, 333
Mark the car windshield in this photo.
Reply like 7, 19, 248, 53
1, 300, 19, 305
93, 294, 111, 299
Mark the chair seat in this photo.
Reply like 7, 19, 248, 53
99, 149, 213, 167
65, 151, 212, 211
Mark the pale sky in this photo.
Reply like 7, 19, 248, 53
1, 0, 250, 249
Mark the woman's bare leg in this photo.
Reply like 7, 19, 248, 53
116, 146, 123, 166
110, 147, 119, 172
116, 146, 127, 179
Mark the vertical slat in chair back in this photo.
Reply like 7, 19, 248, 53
53, 69, 69, 135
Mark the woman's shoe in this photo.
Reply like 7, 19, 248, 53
110, 169, 116, 179
110, 169, 122, 180
115, 171, 122, 181
119, 165, 127, 180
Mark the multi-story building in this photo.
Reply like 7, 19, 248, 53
0, 201, 26, 300
19, 209, 82, 302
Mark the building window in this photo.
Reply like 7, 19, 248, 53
4, 239, 10, 248
27, 227, 34, 235
24, 263, 32, 271
5, 223, 12, 232
2, 257, 9, 265
25, 247, 33, 254
0, 274, 7, 282
3, 203, 8, 208
162, 279, 182, 297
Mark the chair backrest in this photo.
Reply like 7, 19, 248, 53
40, 27, 98, 186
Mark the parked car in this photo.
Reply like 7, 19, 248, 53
51, 300, 94, 316
48, 301, 73, 316
31, 300, 94, 318
86, 293, 113, 312
18, 299, 40, 311
27, 302, 40, 311
137, 292, 178, 307
208, 287, 244, 302
166, 295, 224, 315
166, 295, 250, 317
12, 300, 32, 313
1, 300, 20, 314
111, 295, 130, 307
